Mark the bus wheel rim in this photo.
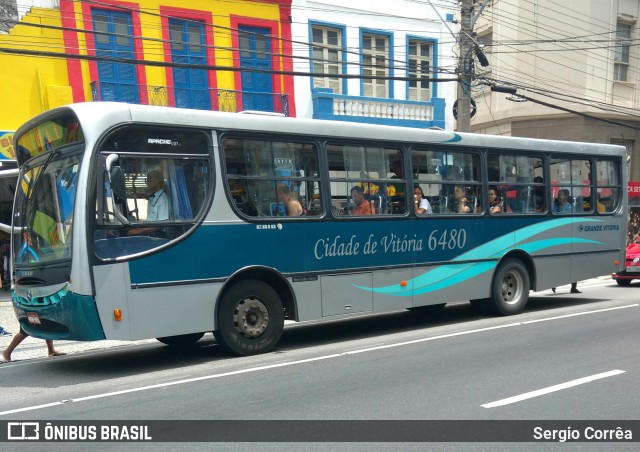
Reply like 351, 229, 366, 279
233, 297, 270, 338
501, 270, 523, 305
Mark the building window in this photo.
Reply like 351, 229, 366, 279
311, 26, 342, 94
92, 10, 139, 103
362, 33, 389, 98
614, 22, 631, 81
408, 39, 433, 101
169, 19, 210, 110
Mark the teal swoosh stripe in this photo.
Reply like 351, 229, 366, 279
510, 237, 601, 255
458, 217, 600, 261
354, 261, 496, 297
411, 261, 496, 296
356, 217, 605, 296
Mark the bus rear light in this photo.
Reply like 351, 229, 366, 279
113, 309, 122, 321
400, 281, 408, 287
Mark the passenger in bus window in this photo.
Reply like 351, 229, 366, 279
582, 178, 606, 213
488, 186, 503, 214
553, 189, 573, 213
595, 194, 606, 213
390, 160, 405, 195
276, 183, 304, 216
533, 176, 545, 211
349, 186, 372, 215
451, 185, 472, 213
413, 186, 432, 214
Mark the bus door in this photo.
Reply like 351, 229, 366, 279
92, 127, 212, 340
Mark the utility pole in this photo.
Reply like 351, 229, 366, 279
456, 0, 474, 132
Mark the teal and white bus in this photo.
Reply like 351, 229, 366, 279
9, 103, 627, 355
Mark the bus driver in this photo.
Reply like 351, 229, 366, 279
128, 169, 170, 237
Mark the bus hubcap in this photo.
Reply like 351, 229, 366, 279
501, 270, 522, 305
233, 297, 269, 338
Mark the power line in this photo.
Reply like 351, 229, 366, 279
0, 46, 459, 83
491, 86, 640, 132
9, 4, 458, 78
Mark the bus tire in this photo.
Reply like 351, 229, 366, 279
489, 259, 530, 315
616, 279, 632, 287
214, 280, 284, 356
157, 332, 205, 347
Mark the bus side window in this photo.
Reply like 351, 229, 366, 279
596, 159, 621, 213
488, 153, 544, 215
411, 148, 480, 215
94, 127, 211, 258
550, 158, 590, 215
223, 138, 322, 218
328, 143, 402, 217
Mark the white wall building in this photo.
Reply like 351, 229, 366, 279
291, 0, 458, 129
471, 0, 640, 182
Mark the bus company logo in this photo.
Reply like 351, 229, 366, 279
147, 138, 180, 147
577, 224, 620, 232
256, 224, 282, 230
8, 422, 40, 440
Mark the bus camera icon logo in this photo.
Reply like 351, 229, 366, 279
8, 422, 40, 440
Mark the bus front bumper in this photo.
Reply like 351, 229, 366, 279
11, 289, 106, 341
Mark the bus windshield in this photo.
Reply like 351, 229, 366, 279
12, 152, 82, 265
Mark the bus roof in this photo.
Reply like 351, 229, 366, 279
16, 102, 627, 160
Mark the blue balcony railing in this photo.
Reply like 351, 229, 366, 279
90, 81, 290, 116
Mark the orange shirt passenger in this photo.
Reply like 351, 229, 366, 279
350, 186, 372, 215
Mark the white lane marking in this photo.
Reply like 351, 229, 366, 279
0, 401, 65, 416
482, 370, 626, 408
523, 304, 639, 324
0, 304, 637, 416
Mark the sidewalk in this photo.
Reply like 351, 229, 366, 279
0, 291, 156, 363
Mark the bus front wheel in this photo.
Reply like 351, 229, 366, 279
214, 280, 284, 356
490, 259, 530, 315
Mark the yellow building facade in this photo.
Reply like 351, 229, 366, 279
0, 0, 294, 145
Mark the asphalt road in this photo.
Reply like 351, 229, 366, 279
0, 279, 638, 450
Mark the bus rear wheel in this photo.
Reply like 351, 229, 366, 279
489, 259, 530, 315
214, 280, 284, 356
157, 332, 205, 347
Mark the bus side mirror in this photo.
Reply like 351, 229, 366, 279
105, 153, 130, 225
